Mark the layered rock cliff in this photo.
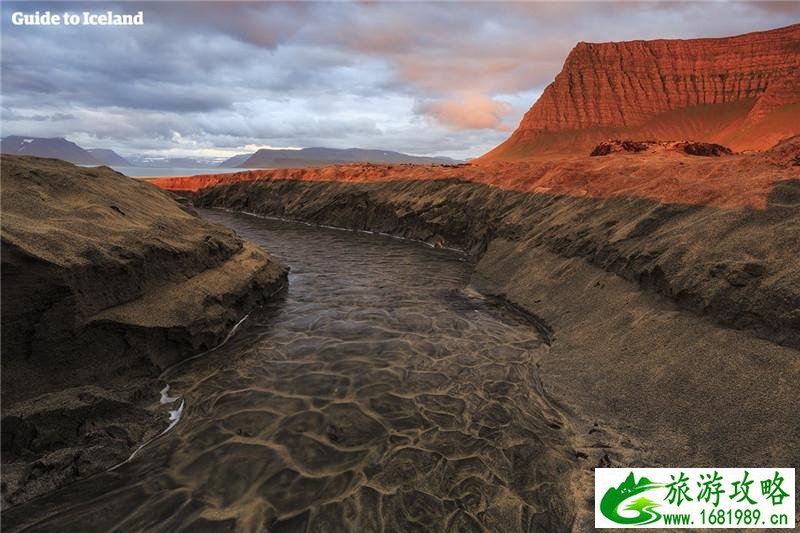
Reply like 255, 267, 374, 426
1, 156, 287, 505
481, 24, 800, 160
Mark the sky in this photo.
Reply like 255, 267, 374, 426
1, 1, 798, 160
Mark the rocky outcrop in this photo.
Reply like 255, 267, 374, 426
480, 24, 800, 160
589, 140, 733, 157
1, 156, 287, 505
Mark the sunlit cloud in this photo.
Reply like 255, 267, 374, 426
416, 94, 515, 131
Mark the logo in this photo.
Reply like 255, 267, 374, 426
596, 468, 795, 529
600, 472, 664, 525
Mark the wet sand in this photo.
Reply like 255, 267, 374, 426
3, 211, 598, 531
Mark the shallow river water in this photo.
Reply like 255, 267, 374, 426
10, 210, 577, 532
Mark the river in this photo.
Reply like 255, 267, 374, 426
8, 209, 577, 531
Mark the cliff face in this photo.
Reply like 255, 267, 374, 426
481, 24, 800, 160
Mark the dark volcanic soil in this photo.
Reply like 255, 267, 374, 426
1, 156, 288, 506
191, 172, 800, 478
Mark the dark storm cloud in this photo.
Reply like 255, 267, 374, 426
1, 1, 798, 159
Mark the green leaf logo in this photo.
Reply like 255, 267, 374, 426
600, 472, 664, 525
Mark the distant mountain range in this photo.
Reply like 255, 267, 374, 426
229, 147, 460, 168
218, 154, 253, 167
1, 136, 460, 169
87, 148, 132, 166
1, 136, 104, 166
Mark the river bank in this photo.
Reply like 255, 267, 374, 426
1, 156, 288, 506
186, 156, 800, 480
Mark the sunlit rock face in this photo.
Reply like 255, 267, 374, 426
480, 24, 800, 160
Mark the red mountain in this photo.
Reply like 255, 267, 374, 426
480, 24, 800, 161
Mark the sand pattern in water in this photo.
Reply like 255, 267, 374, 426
4, 211, 579, 532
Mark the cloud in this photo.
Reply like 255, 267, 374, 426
1, 1, 798, 159
416, 95, 515, 131
1, 110, 75, 121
